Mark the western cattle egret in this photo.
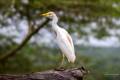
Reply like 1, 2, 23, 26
41, 11, 76, 67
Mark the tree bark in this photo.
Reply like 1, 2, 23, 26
0, 67, 88, 80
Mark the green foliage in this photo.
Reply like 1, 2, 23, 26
0, 0, 120, 80
0, 45, 120, 80
28, 0, 120, 17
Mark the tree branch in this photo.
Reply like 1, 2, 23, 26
0, 19, 50, 62
0, 67, 88, 80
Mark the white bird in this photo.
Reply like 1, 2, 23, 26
41, 11, 76, 67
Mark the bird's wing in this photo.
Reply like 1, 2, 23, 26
66, 32, 75, 53
56, 28, 75, 63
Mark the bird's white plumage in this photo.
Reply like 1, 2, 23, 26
42, 11, 76, 63
55, 27, 76, 63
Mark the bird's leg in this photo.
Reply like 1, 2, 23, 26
59, 53, 65, 68
55, 53, 65, 71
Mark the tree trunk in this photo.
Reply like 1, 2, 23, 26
0, 67, 88, 80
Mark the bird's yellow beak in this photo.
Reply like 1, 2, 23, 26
41, 13, 49, 17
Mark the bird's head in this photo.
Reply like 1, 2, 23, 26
41, 11, 58, 23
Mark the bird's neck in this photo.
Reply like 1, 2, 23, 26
50, 16, 60, 30
51, 16, 58, 25
51, 22, 59, 31
51, 21, 58, 27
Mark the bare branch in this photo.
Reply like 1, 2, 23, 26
0, 19, 50, 62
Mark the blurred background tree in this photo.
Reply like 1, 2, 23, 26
0, 0, 120, 80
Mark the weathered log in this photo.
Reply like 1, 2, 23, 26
0, 67, 88, 80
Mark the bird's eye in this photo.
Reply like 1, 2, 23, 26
48, 13, 52, 16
